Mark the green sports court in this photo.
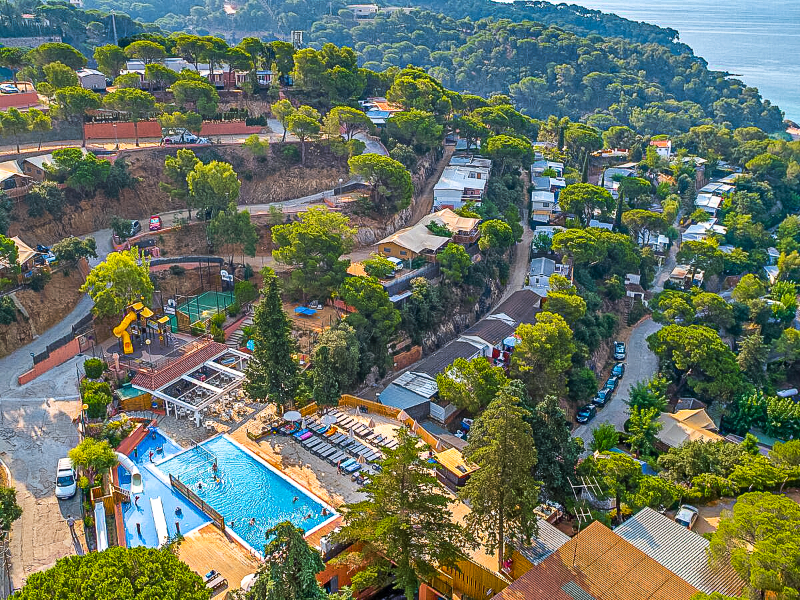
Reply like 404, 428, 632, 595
169, 290, 236, 332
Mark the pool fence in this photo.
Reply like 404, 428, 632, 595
169, 474, 226, 532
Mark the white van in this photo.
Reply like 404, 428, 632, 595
55, 457, 77, 499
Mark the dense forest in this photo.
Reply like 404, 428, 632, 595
0, 0, 786, 133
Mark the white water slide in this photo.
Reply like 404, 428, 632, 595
115, 452, 144, 494
150, 496, 169, 548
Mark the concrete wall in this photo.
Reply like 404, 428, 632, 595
18, 337, 80, 385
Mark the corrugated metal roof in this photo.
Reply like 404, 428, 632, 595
377, 383, 430, 411
614, 508, 743, 597
413, 341, 482, 377
511, 519, 570, 565
491, 290, 542, 325
394, 371, 438, 399
492, 521, 699, 600
462, 318, 515, 346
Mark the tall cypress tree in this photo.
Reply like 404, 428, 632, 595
460, 380, 540, 572
244, 267, 298, 409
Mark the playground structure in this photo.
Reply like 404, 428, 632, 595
114, 301, 172, 355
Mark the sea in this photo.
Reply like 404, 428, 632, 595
566, 0, 800, 124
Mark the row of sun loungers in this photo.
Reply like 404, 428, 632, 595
324, 412, 401, 451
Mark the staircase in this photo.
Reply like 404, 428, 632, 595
227, 316, 253, 348
111, 484, 131, 504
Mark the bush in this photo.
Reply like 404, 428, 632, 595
83, 358, 106, 379
281, 144, 300, 162
226, 301, 240, 317
84, 390, 112, 419
0, 296, 17, 325
210, 323, 225, 343
27, 270, 51, 291
210, 312, 225, 328
234, 280, 258, 305
169, 265, 186, 276
190, 321, 206, 336
243, 263, 254, 280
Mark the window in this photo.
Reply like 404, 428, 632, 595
400, 250, 407, 256
384, 247, 391, 253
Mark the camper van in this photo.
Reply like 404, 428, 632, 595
55, 457, 77, 499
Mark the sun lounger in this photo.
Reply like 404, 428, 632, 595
328, 451, 346, 464
344, 462, 361, 474
312, 441, 329, 453
305, 438, 323, 450
354, 424, 370, 436
331, 433, 347, 445
297, 431, 314, 441
317, 446, 335, 459
322, 447, 340, 459
293, 428, 310, 439
339, 458, 356, 470
339, 417, 356, 428
312, 423, 328, 434
205, 574, 227, 591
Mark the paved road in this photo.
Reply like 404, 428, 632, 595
1, 400, 85, 588
571, 317, 662, 442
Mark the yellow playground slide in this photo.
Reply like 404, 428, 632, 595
114, 311, 137, 354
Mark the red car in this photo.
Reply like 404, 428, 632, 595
149, 215, 162, 231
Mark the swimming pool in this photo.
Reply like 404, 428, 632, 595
118, 428, 209, 548
155, 435, 336, 554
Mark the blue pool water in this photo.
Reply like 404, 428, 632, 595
119, 429, 209, 548
156, 435, 335, 553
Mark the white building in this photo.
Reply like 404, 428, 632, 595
649, 139, 672, 159
531, 159, 563, 178
525, 257, 570, 296
682, 219, 727, 243
76, 68, 106, 91
530, 190, 557, 224
433, 165, 489, 210
694, 193, 723, 217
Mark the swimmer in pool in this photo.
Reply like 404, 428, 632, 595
229, 520, 235, 528
197, 481, 203, 490
321, 507, 329, 516
175, 507, 182, 516
249, 517, 255, 526
292, 496, 299, 503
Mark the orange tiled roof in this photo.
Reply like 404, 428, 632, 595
131, 341, 229, 391
493, 521, 699, 600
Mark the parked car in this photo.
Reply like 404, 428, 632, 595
675, 504, 699, 529
612, 363, 625, 378
614, 341, 626, 360
129, 219, 142, 237
592, 388, 612, 407
604, 376, 619, 392
576, 404, 597, 424
161, 128, 210, 145
0, 84, 19, 94
55, 457, 77, 499
149, 215, 162, 231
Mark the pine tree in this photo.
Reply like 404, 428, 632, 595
334, 428, 469, 599
460, 381, 540, 571
244, 268, 298, 408
242, 521, 327, 600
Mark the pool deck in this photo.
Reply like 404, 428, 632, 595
177, 523, 260, 598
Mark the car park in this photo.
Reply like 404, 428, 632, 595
613, 341, 626, 360
592, 388, 611, 407
149, 215, 162, 231
576, 405, 596, 423
604, 376, 619, 392
55, 457, 77, 499
674, 504, 699, 529
612, 363, 625, 378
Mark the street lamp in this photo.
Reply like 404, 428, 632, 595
338, 177, 343, 196
113, 122, 118, 151
145, 338, 152, 366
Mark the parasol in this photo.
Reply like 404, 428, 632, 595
282, 410, 302, 422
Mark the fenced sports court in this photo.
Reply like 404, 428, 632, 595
170, 290, 236, 332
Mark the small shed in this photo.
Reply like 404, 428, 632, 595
77, 68, 107, 91
434, 447, 478, 491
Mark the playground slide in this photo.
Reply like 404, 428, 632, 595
116, 452, 144, 494
113, 310, 137, 354
150, 496, 169, 548
94, 502, 108, 552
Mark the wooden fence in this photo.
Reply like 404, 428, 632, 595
338, 395, 447, 451
170, 474, 226, 532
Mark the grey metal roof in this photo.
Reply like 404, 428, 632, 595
614, 507, 743, 596
511, 519, 571, 566
413, 341, 482, 377
492, 289, 542, 325
378, 383, 430, 411
462, 318, 515, 346
394, 371, 438, 399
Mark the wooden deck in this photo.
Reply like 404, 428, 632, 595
177, 524, 260, 597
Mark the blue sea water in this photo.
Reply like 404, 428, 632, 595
566, 0, 800, 123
